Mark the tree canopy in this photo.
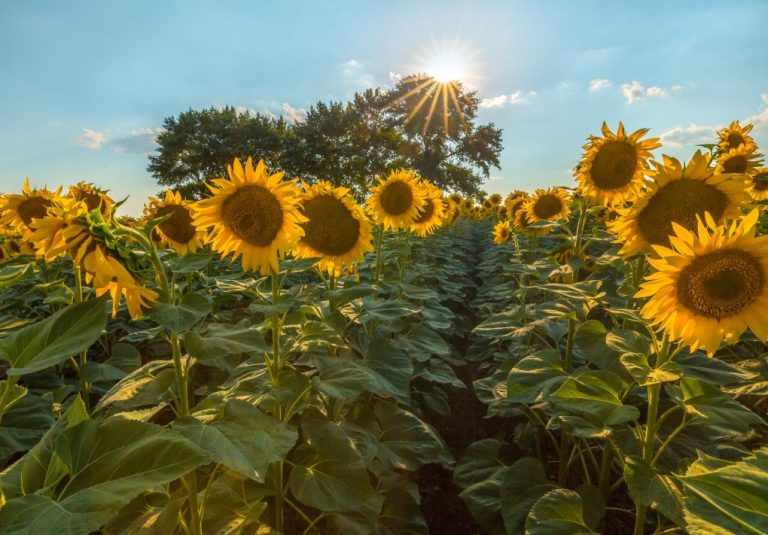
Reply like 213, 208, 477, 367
148, 76, 503, 199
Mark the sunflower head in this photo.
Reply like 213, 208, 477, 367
637, 210, 768, 356
410, 181, 446, 237
0, 178, 63, 237
747, 167, 768, 201
448, 193, 464, 206
496, 205, 510, 221
610, 151, 752, 257
366, 169, 426, 230
492, 220, 512, 244
715, 143, 763, 175
575, 122, 660, 205
488, 193, 503, 206
524, 187, 571, 223
717, 120, 755, 154
193, 158, 306, 275
514, 207, 549, 237
144, 190, 206, 255
295, 181, 372, 275
69, 182, 113, 215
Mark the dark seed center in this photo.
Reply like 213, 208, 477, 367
533, 195, 563, 219
155, 204, 197, 244
414, 198, 435, 223
726, 133, 745, 149
221, 185, 283, 247
637, 179, 728, 247
379, 181, 414, 215
590, 141, 639, 190
723, 156, 747, 174
677, 249, 764, 319
17, 196, 53, 227
301, 194, 360, 256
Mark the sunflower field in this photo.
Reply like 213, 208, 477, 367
0, 120, 767, 535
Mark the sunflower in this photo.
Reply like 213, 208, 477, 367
144, 190, 206, 255
717, 120, 755, 154
0, 179, 62, 237
445, 204, 461, 225
746, 167, 768, 201
496, 205, 510, 221
448, 193, 464, 206
575, 122, 660, 205
524, 188, 571, 223
492, 220, 512, 244
715, 143, 763, 175
514, 207, 549, 237
410, 181, 446, 237
294, 181, 373, 275
637, 210, 768, 356
488, 193, 503, 206
461, 198, 475, 215
610, 151, 751, 257
193, 158, 306, 275
69, 182, 113, 215
84, 246, 158, 318
506, 193, 529, 220
366, 169, 426, 230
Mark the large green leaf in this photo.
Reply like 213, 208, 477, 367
679, 377, 764, 435
288, 411, 377, 513
174, 398, 297, 482
525, 489, 598, 535
677, 449, 768, 535
183, 320, 268, 363
551, 370, 638, 431
506, 350, 567, 403
500, 458, 557, 534
0, 297, 106, 376
623, 456, 685, 527
93, 360, 175, 416
373, 401, 453, 470
149, 292, 211, 332
0, 394, 53, 464
0, 418, 211, 535
621, 353, 681, 386
453, 439, 508, 488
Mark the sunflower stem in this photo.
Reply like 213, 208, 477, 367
373, 224, 384, 283
558, 317, 576, 486
73, 266, 91, 410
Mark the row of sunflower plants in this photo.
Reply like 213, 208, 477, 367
0, 162, 484, 534
457, 121, 768, 534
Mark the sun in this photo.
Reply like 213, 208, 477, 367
425, 52, 468, 84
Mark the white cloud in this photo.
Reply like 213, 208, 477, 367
111, 128, 161, 155
339, 58, 375, 88
621, 80, 676, 103
479, 90, 536, 108
659, 123, 720, 148
78, 128, 107, 149
589, 79, 611, 92
745, 92, 768, 127
281, 103, 307, 123
389, 71, 402, 84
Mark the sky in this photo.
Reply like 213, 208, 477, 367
1, 0, 767, 214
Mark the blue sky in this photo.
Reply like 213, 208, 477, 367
1, 0, 767, 214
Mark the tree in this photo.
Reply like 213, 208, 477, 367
148, 106, 288, 199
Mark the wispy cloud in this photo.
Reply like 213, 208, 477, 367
78, 128, 106, 149
589, 78, 611, 92
621, 80, 682, 104
340, 58, 375, 89
660, 123, 720, 148
281, 102, 306, 123
479, 90, 536, 108
745, 93, 768, 128
112, 128, 161, 155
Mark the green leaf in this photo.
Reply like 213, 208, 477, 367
167, 252, 216, 273
373, 401, 453, 471
288, 410, 377, 513
623, 456, 685, 527
499, 458, 557, 534
174, 398, 297, 482
525, 488, 598, 535
621, 353, 681, 386
398, 324, 452, 360
454, 439, 507, 488
677, 448, 768, 535
679, 377, 764, 435
0, 297, 107, 376
149, 292, 211, 332
551, 370, 638, 429
0, 418, 211, 535
0, 381, 27, 415
0, 264, 34, 289
94, 360, 175, 415
459, 468, 507, 535
184, 321, 268, 363
0, 394, 53, 464
507, 350, 567, 403
359, 297, 420, 322
675, 353, 756, 385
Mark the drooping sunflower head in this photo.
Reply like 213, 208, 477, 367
193, 157, 306, 275
492, 220, 512, 244
524, 187, 571, 223
746, 167, 768, 201
496, 205, 510, 221
637, 210, 768, 356
410, 181, 446, 237
366, 169, 426, 230
506, 193, 529, 220
715, 143, 763, 175
85, 246, 158, 319
69, 182, 113, 215
575, 122, 660, 205
716, 120, 755, 154
610, 151, 752, 257
0, 178, 63, 237
144, 190, 206, 255
295, 181, 373, 275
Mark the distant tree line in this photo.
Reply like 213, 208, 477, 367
148, 76, 503, 199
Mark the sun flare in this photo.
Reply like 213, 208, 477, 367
425, 53, 468, 84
